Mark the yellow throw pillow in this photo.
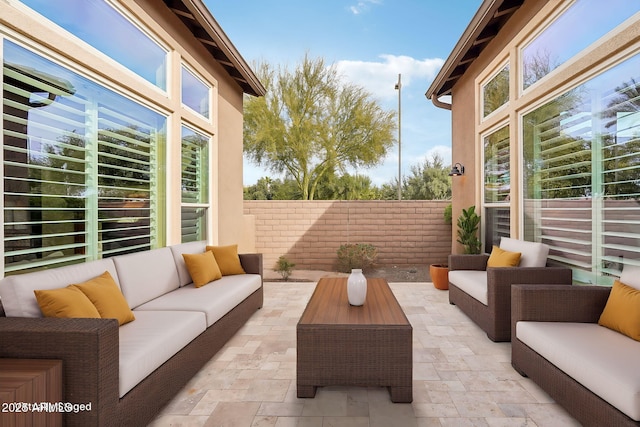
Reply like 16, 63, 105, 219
206, 244, 246, 276
34, 286, 101, 319
487, 245, 522, 267
599, 280, 640, 341
183, 251, 222, 287
72, 271, 135, 326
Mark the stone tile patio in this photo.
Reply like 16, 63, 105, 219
149, 280, 580, 427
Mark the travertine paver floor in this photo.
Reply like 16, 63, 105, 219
149, 281, 581, 427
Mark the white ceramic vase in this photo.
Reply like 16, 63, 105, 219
347, 269, 367, 306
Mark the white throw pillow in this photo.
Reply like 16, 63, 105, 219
620, 264, 640, 290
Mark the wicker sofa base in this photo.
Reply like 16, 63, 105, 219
511, 284, 640, 427
448, 283, 498, 340
0, 286, 263, 427
448, 253, 573, 342
512, 338, 639, 427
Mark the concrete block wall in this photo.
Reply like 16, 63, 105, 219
244, 200, 452, 272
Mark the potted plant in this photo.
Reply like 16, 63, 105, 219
430, 263, 449, 290
430, 203, 452, 290
456, 205, 481, 254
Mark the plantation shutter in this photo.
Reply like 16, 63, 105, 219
526, 103, 593, 275
3, 41, 163, 274
483, 126, 511, 249
3, 62, 89, 272
524, 78, 640, 283
97, 106, 156, 256
180, 126, 209, 242
600, 82, 640, 276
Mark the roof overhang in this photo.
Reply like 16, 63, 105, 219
163, 0, 266, 97
425, 0, 524, 105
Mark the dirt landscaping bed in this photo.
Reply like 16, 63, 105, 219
265, 265, 432, 283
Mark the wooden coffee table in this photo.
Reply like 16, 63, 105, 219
296, 277, 412, 402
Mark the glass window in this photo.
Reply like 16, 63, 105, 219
484, 208, 511, 250
522, 0, 637, 90
483, 125, 511, 249
522, 53, 640, 285
482, 64, 509, 117
3, 40, 166, 273
484, 126, 510, 204
181, 126, 209, 242
21, 0, 167, 90
182, 66, 210, 119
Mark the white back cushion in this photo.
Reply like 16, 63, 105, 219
136, 273, 262, 327
620, 264, 640, 290
0, 258, 119, 317
113, 247, 180, 309
499, 237, 549, 267
169, 241, 207, 287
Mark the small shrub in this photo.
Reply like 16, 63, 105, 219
444, 203, 452, 225
336, 243, 378, 273
274, 256, 296, 281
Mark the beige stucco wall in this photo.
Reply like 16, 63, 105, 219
135, 0, 249, 248
449, 0, 552, 254
447, 0, 640, 253
216, 90, 249, 249
244, 200, 452, 272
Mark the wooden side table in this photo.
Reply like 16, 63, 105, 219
0, 358, 62, 427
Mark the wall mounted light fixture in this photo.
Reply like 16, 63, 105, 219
449, 163, 465, 176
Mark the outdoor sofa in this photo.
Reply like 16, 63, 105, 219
448, 237, 572, 341
512, 265, 640, 427
0, 241, 263, 427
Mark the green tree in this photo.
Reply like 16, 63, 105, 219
376, 154, 452, 200
243, 177, 274, 200
315, 173, 380, 200
378, 179, 400, 200
483, 65, 509, 116
402, 153, 451, 200
244, 177, 301, 200
601, 78, 640, 198
243, 54, 396, 200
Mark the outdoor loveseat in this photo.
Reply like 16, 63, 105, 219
448, 237, 572, 341
0, 241, 263, 427
512, 265, 640, 427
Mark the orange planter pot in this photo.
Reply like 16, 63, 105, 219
429, 264, 449, 290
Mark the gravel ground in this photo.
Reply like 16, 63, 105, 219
265, 265, 432, 283
367, 265, 431, 282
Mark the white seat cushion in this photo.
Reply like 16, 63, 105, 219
499, 237, 549, 267
119, 310, 206, 397
517, 321, 640, 421
449, 270, 488, 305
134, 274, 262, 327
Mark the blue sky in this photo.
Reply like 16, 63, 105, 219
205, 0, 483, 186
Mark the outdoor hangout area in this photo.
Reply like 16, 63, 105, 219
148, 273, 584, 427
1, 0, 640, 426
2, 241, 640, 426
